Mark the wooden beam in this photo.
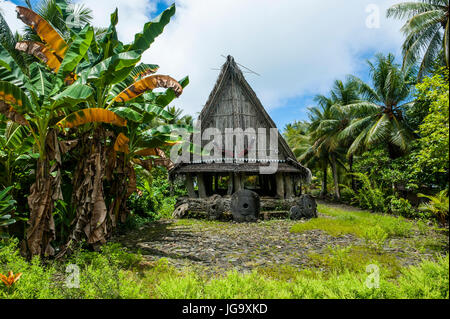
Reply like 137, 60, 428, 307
185, 173, 197, 198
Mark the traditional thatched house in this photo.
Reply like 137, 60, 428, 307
169, 56, 311, 199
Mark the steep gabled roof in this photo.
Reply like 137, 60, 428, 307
199, 55, 297, 160
170, 55, 311, 182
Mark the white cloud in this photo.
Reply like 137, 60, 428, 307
0, 0, 26, 34
1, 0, 405, 118
144, 0, 405, 117
76, 0, 158, 43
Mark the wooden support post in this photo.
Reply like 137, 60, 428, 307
185, 174, 196, 198
198, 173, 207, 198
227, 173, 233, 195
214, 174, 219, 192
284, 174, 293, 198
276, 172, 285, 199
233, 173, 242, 192
204, 174, 213, 196
284, 174, 294, 199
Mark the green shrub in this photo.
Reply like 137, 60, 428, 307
387, 196, 426, 219
127, 167, 181, 222
418, 190, 449, 226
0, 186, 16, 238
362, 226, 388, 250
341, 173, 386, 212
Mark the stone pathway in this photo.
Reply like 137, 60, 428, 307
113, 217, 363, 274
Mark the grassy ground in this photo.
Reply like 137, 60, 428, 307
0, 202, 448, 299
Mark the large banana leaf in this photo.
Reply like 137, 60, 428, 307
0, 44, 28, 88
28, 62, 54, 98
153, 76, 189, 107
107, 76, 187, 105
130, 103, 174, 121
15, 6, 68, 59
50, 84, 94, 109
15, 41, 61, 72
144, 124, 193, 136
112, 75, 182, 103
139, 129, 187, 149
97, 8, 120, 59
125, 4, 175, 53
2, 121, 29, 150
130, 63, 159, 80
113, 132, 129, 153
57, 25, 94, 78
0, 81, 33, 123
109, 107, 143, 123
83, 51, 141, 86
56, 108, 127, 129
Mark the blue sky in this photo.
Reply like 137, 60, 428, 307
2, 0, 405, 131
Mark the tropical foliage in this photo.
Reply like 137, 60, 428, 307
284, 2, 449, 225
387, 0, 449, 78
0, 1, 189, 257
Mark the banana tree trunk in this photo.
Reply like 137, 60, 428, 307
25, 159, 56, 257
24, 129, 66, 258
107, 152, 133, 230
57, 128, 110, 257
330, 154, 341, 200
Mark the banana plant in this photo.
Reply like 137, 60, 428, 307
2, 2, 187, 256
45, 4, 189, 255
0, 6, 97, 257
0, 121, 35, 188
0, 186, 17, 238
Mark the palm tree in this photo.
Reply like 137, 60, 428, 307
299, 96, 344, 199
300, 79, 361, 200
284, 121, 310, 158
22, 0, 93, 41
340, 53, 416, 159
387, 0, 449, 78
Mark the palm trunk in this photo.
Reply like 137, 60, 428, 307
330, 154, 341, 200
320, 163, 328, 198
349, 154, 356, 192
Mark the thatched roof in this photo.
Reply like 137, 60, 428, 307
170, 55, 311, 181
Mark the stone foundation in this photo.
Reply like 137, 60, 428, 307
172, 195, 317, 221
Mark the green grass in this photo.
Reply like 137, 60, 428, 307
307, 245, 402, 278
0, 239, 448, 299
290, 204, 413, 241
